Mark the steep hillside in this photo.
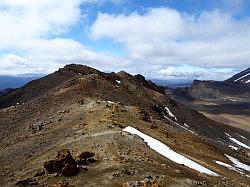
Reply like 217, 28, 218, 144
173, 68, 250, 102
226, 68, 250, 84
0, 88, 14, 97
174, 79, 250, 101
0, 64, 249, 187
172, 69, 250, 132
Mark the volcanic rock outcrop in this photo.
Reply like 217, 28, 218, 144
44, 149, 78, 176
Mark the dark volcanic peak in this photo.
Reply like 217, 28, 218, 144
59, 64, 102, 76
226, 68, 250, 84
0, 64, 165, 109
188, 77, 250, 99
117, 70, 133, 78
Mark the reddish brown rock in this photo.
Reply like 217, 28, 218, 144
123, 181, 160, 187
44, 160, 55, 173
61, 164, 76, 176
44, 149, 78, 176
75, 151, 95, 164
52, 181, 69, 187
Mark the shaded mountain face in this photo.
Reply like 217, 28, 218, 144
0, 64, 249, 187
172, 68, 250, 133
226, 68, 250, 84
0, 88, 14, 97
173, 68, 250, 101
187, 79, 249, 99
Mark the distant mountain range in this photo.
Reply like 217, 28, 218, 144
173, 68, 250, 101
0, 75, 43, 90
172, 67, 250, 133
151, 79, 192, 88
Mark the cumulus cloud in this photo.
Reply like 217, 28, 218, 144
1, 1, 249, 80
0, 0, 84, 49
0, 38, 125, 75
0, 0, 122, 75
156, 65, 236, 80
90, 8, 250, 69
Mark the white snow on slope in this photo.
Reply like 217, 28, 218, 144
238, 134, 246, 140
215, 160, 243, 174
225, 132, 231, 137
226, 155, 250, 172
246, 80, 250, 83
116, 80, 121, 84
229, 138, 250, 149
165, 107, 177, 121
123, 126, 218, 176
234, 73, 250, 82
215, 161, 235, 170
164, 116, 196, 134
107, 101, 115, 104
225, 132, 249, 149
228, 145, 238, 151
180, 124, 196, 134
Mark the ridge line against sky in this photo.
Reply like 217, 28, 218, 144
0, 0, 250, 80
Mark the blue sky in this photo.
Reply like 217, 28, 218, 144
0, 0, 250, 80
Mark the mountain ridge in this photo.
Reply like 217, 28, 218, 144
226, 68, 250, 84
173, 68, 250, 101
0, 64, 249, 187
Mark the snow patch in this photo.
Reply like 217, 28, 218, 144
246, 80, 250, 83
123, 126, 218, 176
229, 137, 250, 149
238, 134, 246, 140
226, 155, 250, 172
107, 101, 115, 104
215, 160, 243, 174
228, 145, 238, 151
164, 116, 196, 134
183, 123, 189, 128
215, 161, 234, 169
225, 132, 249, 149
234, 73, 250, 82
165, 107, 177, 121
116, 80, 121, 84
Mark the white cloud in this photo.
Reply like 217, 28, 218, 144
0, 0, 123, 75
0, 38, 125, 75
91, 8, 185, 44
90, 8, 250, 69
0, 0, 85, 49
156, 65, 236, 80
1, 2, 249, 80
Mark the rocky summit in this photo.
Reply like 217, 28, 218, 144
0, 64, 249, 187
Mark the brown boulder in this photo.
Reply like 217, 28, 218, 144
75, 151, 95, 165
44, 160, 55, 173
61, 164, 76, 176
52, 181, 69, 187
44, 149, 78, 176
123, 181, 160, 187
